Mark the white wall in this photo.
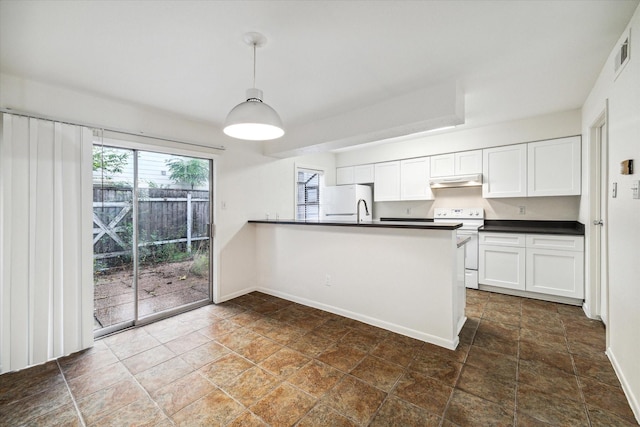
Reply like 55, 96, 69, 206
373, 190, 580, 221
337, 109, 582, 221
580, 4, 640, 421
0, 73, 336, 303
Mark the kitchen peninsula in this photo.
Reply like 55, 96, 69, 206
249, 219, 468, 350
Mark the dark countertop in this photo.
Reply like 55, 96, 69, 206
480, 220, 585, 236
249, 219, 461, 230
379, 217, 434, 222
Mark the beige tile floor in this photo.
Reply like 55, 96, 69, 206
0, 290, 637, 426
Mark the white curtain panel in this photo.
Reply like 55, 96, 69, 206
0, 113, 94, 374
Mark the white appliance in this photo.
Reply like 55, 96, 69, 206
429, 174, 483, 188
322, 184, 373, 222
434, 208, 484, 289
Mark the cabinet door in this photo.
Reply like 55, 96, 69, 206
526, 248, 584, 298
374, 161, 401, 201
479, 244, 526, 290
430, 154, 455, 178
336, 167, 354, 185
354, 164, 374, 184
401, 157, 433, 200
455, 150, 482, 175
528, 136, 581, 196
482, 144, 527, 198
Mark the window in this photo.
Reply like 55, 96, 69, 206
296, 168, 323, 220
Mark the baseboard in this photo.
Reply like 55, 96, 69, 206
606, 347, 640, 424
257, 287, 459, 350
216, 286, 256, 304
478, 285, 583, 306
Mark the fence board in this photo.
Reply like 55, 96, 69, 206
93, 186, 210, 264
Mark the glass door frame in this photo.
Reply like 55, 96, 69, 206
93, 134, 217, 338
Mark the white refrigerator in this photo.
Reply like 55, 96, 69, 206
322, 185, 373, 222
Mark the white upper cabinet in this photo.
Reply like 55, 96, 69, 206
455, 150, 483, 175
483, 144, 528, 198
374, 161, 401, 201
336, 166, 354, 185
430, 154, 455, 177
527, 136, 581, 196
430, 150, 482, 177
401, 157, 434, 200
336, 164, 374, 185
354, 164, 374, 184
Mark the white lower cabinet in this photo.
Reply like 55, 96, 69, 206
479, 232, 584, 300
479, 233, 526, 290
525, 235, 584, 299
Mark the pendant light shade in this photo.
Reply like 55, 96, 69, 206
223, 32, 284, 141
224, 88, 284, 140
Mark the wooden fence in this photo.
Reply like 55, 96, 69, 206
93, 186, 210, 262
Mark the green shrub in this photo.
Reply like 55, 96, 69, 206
189, 252, 209, 277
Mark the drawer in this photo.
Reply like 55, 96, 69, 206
526, 235, 584, 252
479, 232, 525, 247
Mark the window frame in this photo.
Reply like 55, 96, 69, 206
294, 165, 325, 221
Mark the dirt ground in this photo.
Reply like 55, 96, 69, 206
94, 259, 209, 329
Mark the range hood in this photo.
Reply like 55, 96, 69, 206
429, 173, 483, 188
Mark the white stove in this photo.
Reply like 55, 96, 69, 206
434, 208, 484, 289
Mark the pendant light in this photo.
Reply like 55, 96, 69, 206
223, 32, 284, 141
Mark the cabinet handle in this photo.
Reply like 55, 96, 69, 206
593, 219, 604, 226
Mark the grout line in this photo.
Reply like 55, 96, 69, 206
513, 325, 521, 427
561, 315, 593, 427
56, 359, 87, 427
126, 360, 177, 426
440, 312, 478, 427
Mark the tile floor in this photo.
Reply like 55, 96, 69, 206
0, 290, 637, 426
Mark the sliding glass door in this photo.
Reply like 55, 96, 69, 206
136, 152, 211, 320
93, 142, 212, 335
93, 145, 136, 330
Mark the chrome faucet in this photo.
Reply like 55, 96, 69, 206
356, 199, 369, 224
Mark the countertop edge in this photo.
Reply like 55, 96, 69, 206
248, 220, 462, 230
479, 220, 585, 236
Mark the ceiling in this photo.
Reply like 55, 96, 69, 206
1, 1, 638, 155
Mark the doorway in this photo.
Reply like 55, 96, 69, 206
589, 109, 609, 326
92, 142, 213, 336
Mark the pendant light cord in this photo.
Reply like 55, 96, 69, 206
252, 42, 257, 89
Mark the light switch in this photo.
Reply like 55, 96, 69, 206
633, 180, 640, 199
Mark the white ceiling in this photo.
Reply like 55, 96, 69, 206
1, 0, 638, 154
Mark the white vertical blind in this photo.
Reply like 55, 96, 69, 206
0, 113, 94, 374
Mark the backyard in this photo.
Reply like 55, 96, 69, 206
94, 258, 209, 329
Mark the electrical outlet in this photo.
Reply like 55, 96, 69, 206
324, 274, 331, 286
518, 206, 526, 215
